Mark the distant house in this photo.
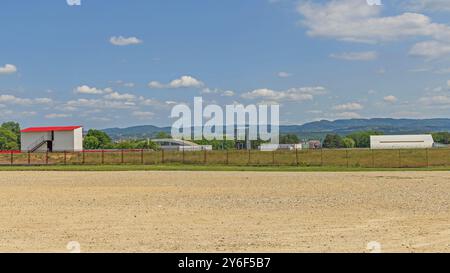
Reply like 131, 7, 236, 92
21, 126, 83, 152
370, 135, 434, 149
259, 144, 302, 152
306, 140, 322, 149
152, 139, 212, 151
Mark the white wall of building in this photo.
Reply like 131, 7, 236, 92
53, 131, 74, 152
73, 127, 83, 151
21, 132, 51, 152
370, 135, 434, 149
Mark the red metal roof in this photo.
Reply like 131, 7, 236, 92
21, 126, 82, 133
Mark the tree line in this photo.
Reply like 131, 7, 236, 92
2, 121, 450, 151
322, 131, 383, 149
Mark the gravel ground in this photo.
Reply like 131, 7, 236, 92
0, 171, 448, 253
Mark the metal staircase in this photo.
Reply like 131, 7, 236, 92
28, 136, 51, 152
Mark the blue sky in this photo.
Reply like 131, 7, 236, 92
1, 0, 450, 129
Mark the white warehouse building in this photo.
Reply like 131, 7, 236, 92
370, 135, 434, 150
20, 126, 83, 152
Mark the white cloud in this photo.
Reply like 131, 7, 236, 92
297, 0, 450, 43
221, 90, 235, 97
74, 85, 108, 95
409, 40, 450, 59
148, 81, 165, 89
330, 51, 377, 61
201, 88, 235, 97
383, 95, 398, 103
66, 98, 136, 109
419, 95, 450, 106
34, 98, 53, 104
333, 102, 363, 111
0, 94, 51, 105
0, 64, 17, 75
110, 36, 142, 46
104, 91, 136, 101
132, 111, 155, 119
241, 86, 326, 102
20, 111, 37, 117
277, 71, 292, 78
201, 87, 220, 94
45, 113, 71, 119
115, 80, 135, 88
334, 112, 362, 119
148, 75, 204, 89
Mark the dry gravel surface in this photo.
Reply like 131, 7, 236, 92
0, 171, 449, 253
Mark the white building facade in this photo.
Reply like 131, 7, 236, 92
20, 126, 83, 152
370, 135, 434, 149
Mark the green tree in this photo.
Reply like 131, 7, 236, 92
154, 131, 171, 139
1, 122, 20, 137
342, 137, 356, 148
133, 140, 159, 150
194, 138, 236, 150
110, 139, 159, 150
432, 132, 450, 144
0, 127, 19, 150
83, 136, 100, 149
280, 134, 300, 144
85, 129, 112, 148
322, 134, 344, 149
346, 131, 383, 148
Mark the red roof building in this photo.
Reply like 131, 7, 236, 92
20, 126, 83, 152
20, 126, 82, 133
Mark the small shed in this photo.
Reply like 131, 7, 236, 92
20, 126, 83, 152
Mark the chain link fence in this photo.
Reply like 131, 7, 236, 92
1, 148, 450, 168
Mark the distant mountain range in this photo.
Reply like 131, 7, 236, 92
101, 118, 450, 140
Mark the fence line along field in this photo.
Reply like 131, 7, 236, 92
0, 171, 448, 252
1, 148, 450, 168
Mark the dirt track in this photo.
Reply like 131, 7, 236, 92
0, 171, 449, 253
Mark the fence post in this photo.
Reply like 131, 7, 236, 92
226, 149, 229, 165
10, 151, 13, 166
204, 149, 207, 164
248, 150, 251, 165
161, 149, 165, 164
141, 149, 144, 165
82, 150, 85, 165
101, 150, 104, 164
182, 148, 185, 164
346, 149, 349, 168
448, 148, 450, 167
46, 151, 49, 165
426, 148, 429, 168
371, 149, 375, 168
28, 151, 31, 165
320, 149, 324, 166
121, 150, 124, 164
64, 151, 67, 165
398, 149, 401, 168
295, 148, 299, 166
